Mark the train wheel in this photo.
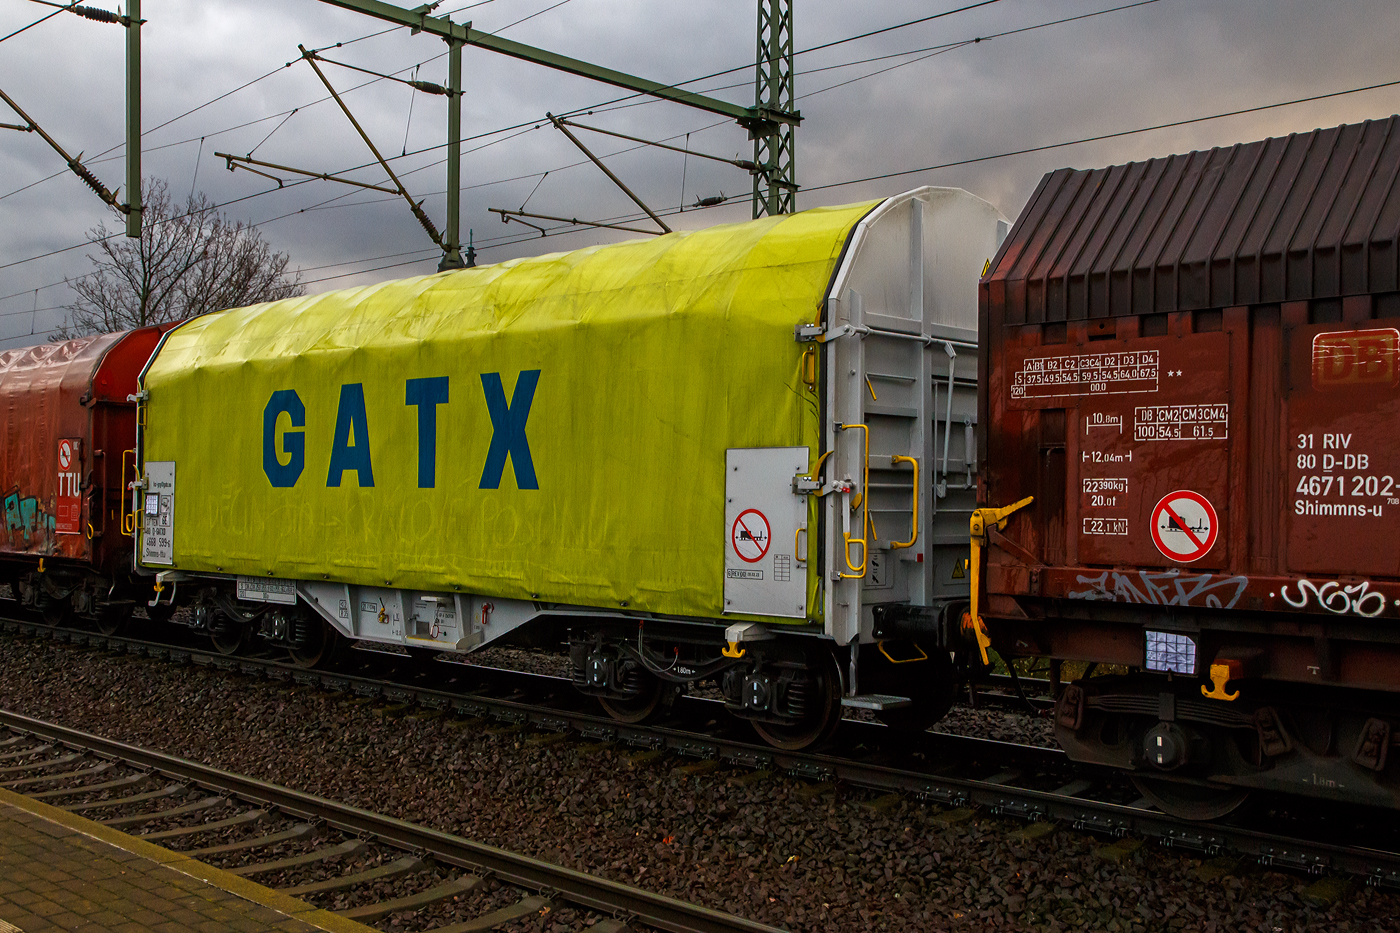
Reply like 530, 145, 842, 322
210, 623, 247, 656
752, 650, 843, 750
40, 596, 73, 627
598, 670, 666, 724
1131, 775, 1251, 822
288, 617, 341, 669
95, 606, 131, 637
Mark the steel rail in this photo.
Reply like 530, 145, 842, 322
5, 616, 1400, 888
0, 708, 787, 933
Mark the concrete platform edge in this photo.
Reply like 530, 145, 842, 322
0, 785, 378, 933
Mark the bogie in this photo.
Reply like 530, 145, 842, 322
568, 626, 846, 749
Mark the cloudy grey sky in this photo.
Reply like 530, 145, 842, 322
3, 0, 1399, 348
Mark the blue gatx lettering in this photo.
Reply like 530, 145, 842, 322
479, 370, 540, 490
405, 376, 449, 489
326, 383, 375, 487
263, 390, 305, 487
260, 372, 539, 491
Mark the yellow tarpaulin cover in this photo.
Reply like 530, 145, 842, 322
141, 200, 879, 620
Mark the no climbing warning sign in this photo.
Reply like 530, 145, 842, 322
1150, 490, 1218, 563
731, 508, 772, 563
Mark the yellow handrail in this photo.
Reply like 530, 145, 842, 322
889, 455, 919, 550
120, 449, 137, 537
839, 423, 870, 579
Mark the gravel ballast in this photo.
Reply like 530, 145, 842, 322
0, 634, 1396, 932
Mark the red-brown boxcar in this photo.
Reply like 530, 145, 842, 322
1, 327, 167, 629
978, 117, 1400, 817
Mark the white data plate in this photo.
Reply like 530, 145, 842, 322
139, 461, 175, 566
236, 576, 297, 605
724, 447, 808, 618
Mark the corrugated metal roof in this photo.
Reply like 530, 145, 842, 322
983, 117, 1400, 322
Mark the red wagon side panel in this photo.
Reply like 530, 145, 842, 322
979, 117, 1400, 693
1, 326, 167, 575
1, 335, 118, 564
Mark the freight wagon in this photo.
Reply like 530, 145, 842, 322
132, 188, 1007, 749
978, 118, 1400, 818
1, 326, 169, 628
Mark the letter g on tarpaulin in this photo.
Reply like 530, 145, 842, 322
263, 390, 305, 487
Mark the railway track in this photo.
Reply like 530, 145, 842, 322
5, 612, 1400, 896
0, 707, 786, 933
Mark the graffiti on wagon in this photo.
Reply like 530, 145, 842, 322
1068, 569, 1250, 609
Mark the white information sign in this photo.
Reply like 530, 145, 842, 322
723, 447, 808, 618
139, 461, 176, 566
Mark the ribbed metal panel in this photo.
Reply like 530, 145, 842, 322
984, 117, 1400, 321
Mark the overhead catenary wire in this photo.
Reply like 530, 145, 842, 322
250, 74, 1400, 287
188, 137, 205, 200
6, 0, 1018, 294
0, 0, 596, 292
2, 3, 71, 44
4, 0, 988, 228
3, 1, 1395, 332
401, 65, 421, 156
0, 0, 502, 204
3, 0, 1001, 205
492, 0, 574, 35
246, 109, 300, 158
8, 72, 1400, 287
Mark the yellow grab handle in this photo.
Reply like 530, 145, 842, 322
120, 449, 137, 536
878, 640, 928, 664
889, 455, 919, 550
839, 423, 870, 579
967, 496, 1035, 665
794, 526, 807, 562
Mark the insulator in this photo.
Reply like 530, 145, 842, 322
68, 161, 108, 199
73, 5, 121, 23
414, 208, 442, 243
410, 80, 449, 96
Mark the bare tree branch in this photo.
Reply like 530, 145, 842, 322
57, 178, 304, 338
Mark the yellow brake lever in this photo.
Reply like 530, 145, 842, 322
967, 496, 1034, 665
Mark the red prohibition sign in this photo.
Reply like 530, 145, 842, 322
731, 509, 772, 563
58, 440, 72, 469
1150, 490, 1219, 563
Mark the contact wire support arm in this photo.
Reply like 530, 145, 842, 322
0, 86, 123, 211
488, 208, 661, 238
547, 113, 670, 234
552, 117, 762, 173
214, 152, 399, 194
967, 497, 1034, 665
297, 45, 443, 245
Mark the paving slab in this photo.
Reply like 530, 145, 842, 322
0, 786, 376, 933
